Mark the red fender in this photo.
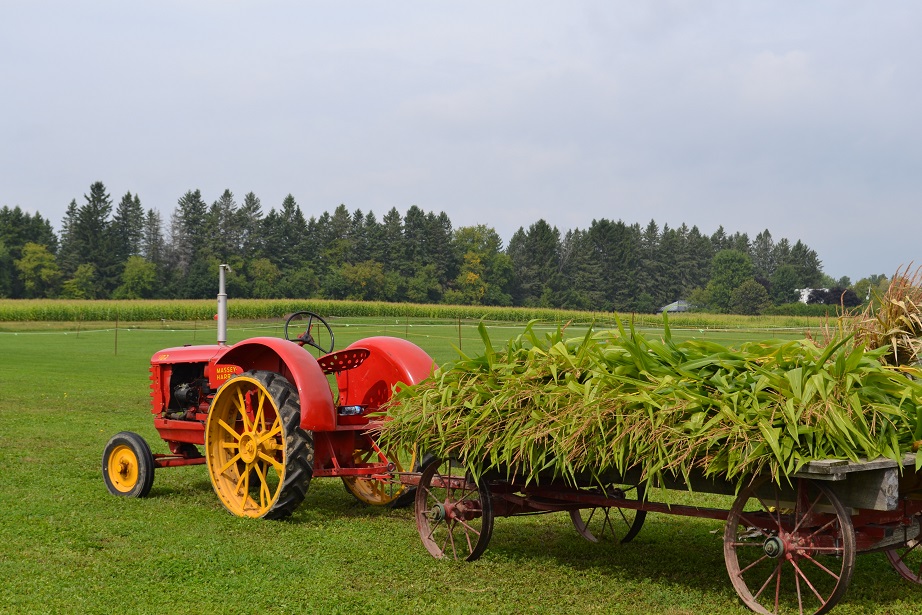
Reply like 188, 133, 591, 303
335, 336, 435, 415
215, 337, 336, 431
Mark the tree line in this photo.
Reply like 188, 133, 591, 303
0, 181, 886, 314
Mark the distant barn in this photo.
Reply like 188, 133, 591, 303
657, 300, 690, 314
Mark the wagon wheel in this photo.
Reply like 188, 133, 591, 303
414, 458, 494, 561
102, 431, 155, 498
886, 543, 922, 584
724, 477, 856, 615
205, 371, 313, 519
884, 516, 922, 584
342, 442, 415, 507
570, 483, 646, 544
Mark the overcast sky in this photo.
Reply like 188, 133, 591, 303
2, 1, 920, 281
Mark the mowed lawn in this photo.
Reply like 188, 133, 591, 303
0, 318, 919, 614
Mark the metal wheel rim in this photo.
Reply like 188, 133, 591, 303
414, 459, 493, 561
723, 477, 856, 615
570, 484, 646, 544
885, 539, 922, 584
107, 444, 140, 493
206, 376, 286, 518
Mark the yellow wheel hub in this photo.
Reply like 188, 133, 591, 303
107, 444, 140, 493
206, 375, 286, 518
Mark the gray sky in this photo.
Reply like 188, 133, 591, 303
2, 1, 920, 282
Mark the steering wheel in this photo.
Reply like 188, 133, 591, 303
284, 311, 335, 354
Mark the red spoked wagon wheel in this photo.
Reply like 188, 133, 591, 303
205, 371, 313, 519
414, 458, 494, 561
570, 483, 646, 544
884, 518, 922, 584
723, 477, 855, 615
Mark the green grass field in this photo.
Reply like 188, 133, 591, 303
0, 318, 918, 614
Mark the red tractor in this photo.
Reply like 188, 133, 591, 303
102, 265, 434, 518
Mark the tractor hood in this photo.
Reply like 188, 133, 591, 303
151, 344, 227, 365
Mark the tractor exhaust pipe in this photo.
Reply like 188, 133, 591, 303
217, 264, 231, 346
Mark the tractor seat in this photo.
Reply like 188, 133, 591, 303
317, 348, 370, 375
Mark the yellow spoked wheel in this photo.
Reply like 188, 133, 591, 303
102, 431, 155, 498
342, 445, 415, 506
205, 371, 313, 519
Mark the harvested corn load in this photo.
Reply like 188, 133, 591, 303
377, 318, 922, 489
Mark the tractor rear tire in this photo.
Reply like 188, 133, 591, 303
205, 370, 313, 519
102, 431, 155, 498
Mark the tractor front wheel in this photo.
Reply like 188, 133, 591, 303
205, 371, 313, 519
102, 431, 155, 498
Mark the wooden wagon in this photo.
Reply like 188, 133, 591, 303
400, 455, 922, 615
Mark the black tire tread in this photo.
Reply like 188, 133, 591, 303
246, 371, 314, 520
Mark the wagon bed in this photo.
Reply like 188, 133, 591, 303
400, 454, 922, 615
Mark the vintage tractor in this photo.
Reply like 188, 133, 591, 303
102, 264, 434, 518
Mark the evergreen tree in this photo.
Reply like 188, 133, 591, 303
168, 189, 208, 276
238, 192, 265, 261
402, 206, 428, 277
512, 219, 560, 307
204, 189, 240, 261
56, 200, 81, 277
658, 224, 683, 306
787, 240, 824, 288
637, 220, 661, 303
141, 208, 164, 267
350, 209, 370, 263
506, 228, 527, 306
771, 238, 792, 275
57, 182, 120, 296
555, 228, 604, 310
682, 225, 713, 295
750, 229, 775, 279
112, 191, 145, 262
380, 207, 405, 275
263, 194, 307, 272
324, 204, 353, 267
729, 231, 750, 254
586, 219, 640, 311
361, 211, 384, 263
426, 211, 457, 290
710, 226, 730, 252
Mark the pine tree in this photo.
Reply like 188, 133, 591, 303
168, 189, 208, 276
204, 189, 240, 261
141, 208, 165, 293
62, 181, 120, 296
238, 192, 265, 261
112, 192, 145, 257
750, 229, 775, 279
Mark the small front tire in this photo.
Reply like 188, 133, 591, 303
103, 431, 155, 498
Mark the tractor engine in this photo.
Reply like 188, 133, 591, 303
167, 377, 211, 420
